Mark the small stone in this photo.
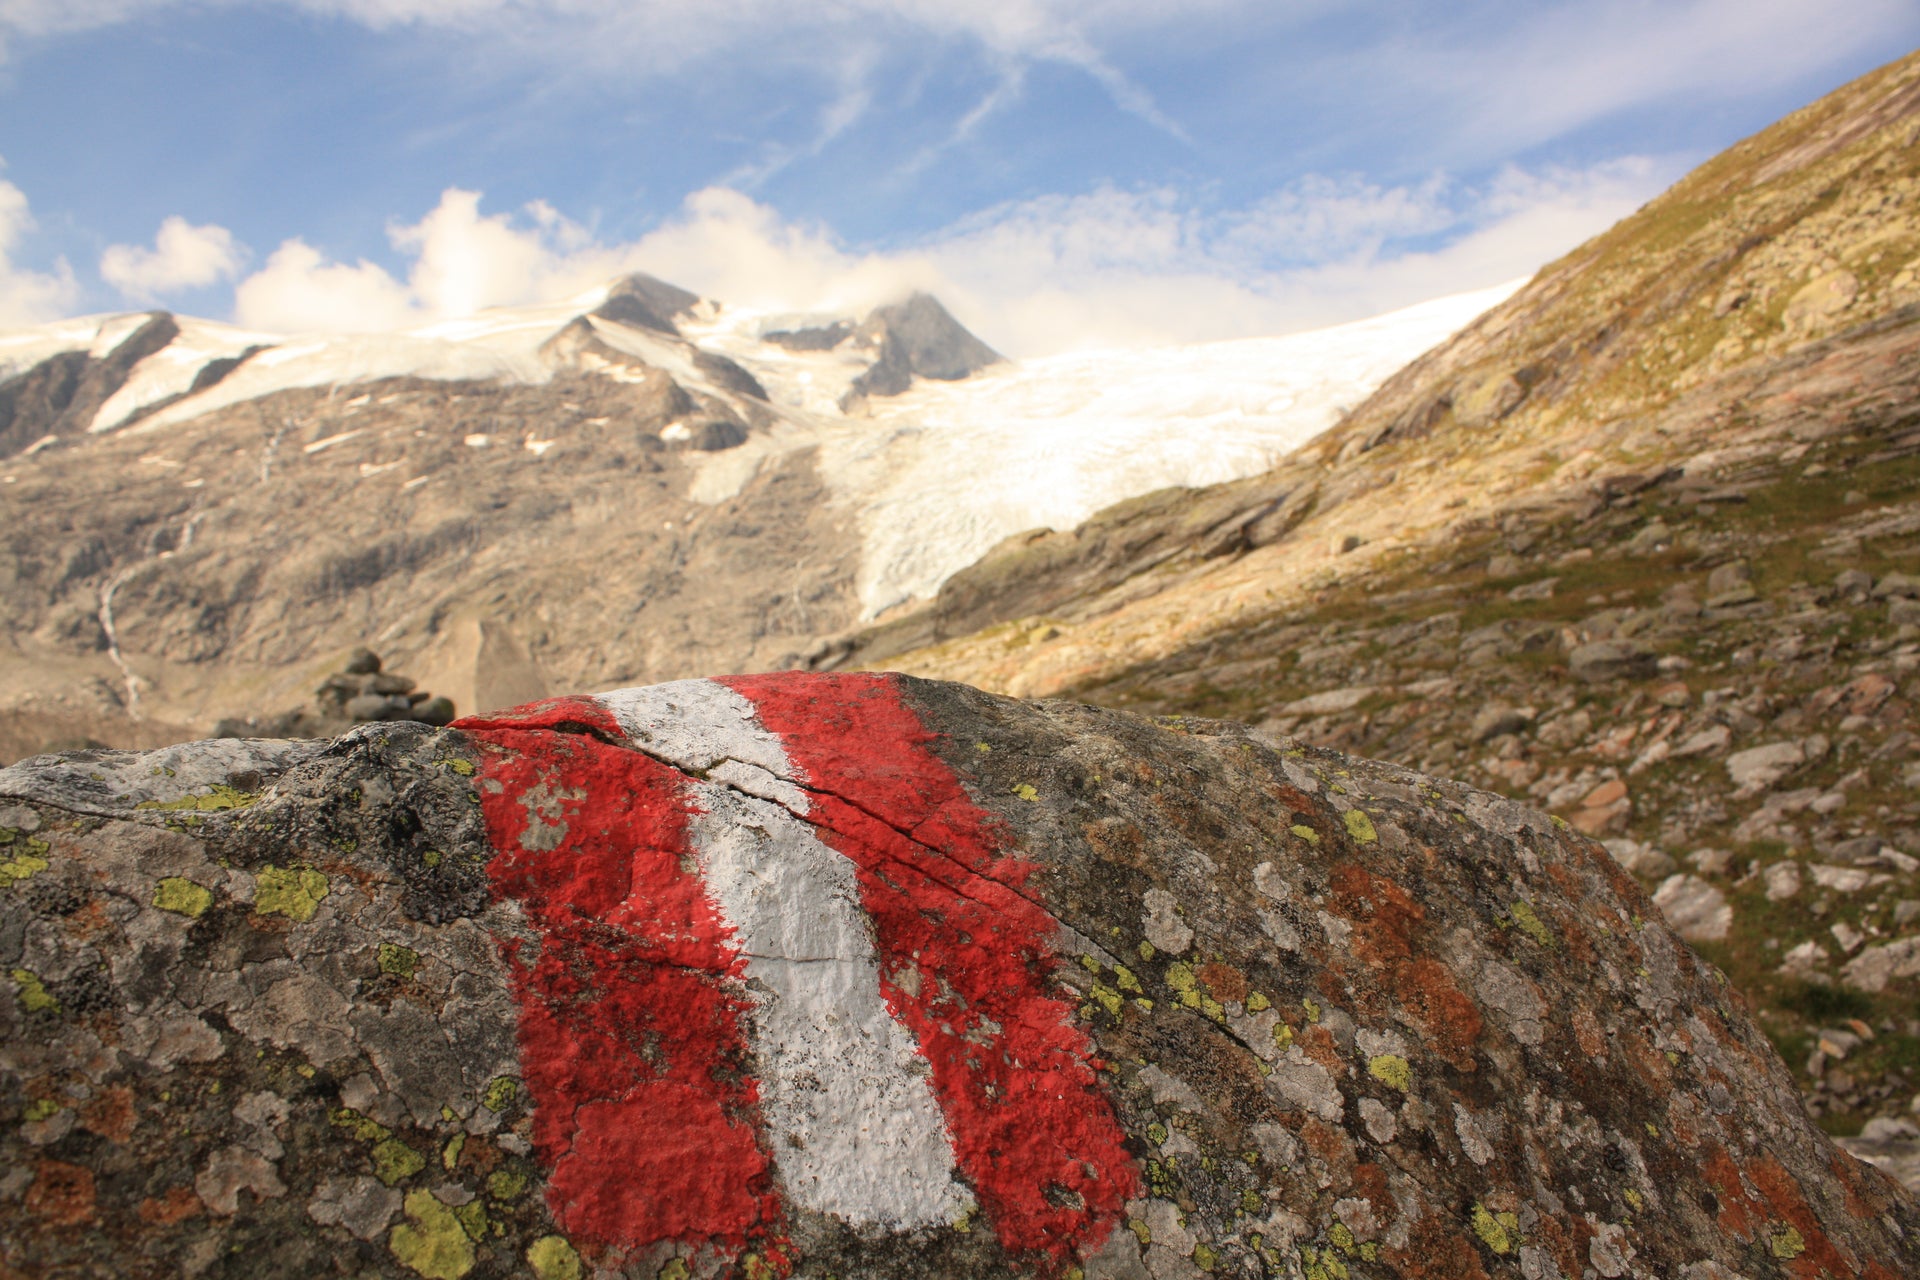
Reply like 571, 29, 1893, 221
1506, 578, 1558, 602
347, 693, 408, 722
1689, 848, 1733, 876
1764, 862, 1803, 901
1602, 838, 1673, 877
1706, 561, 1752, 597
410, 697, 457, 728
1874, 572, 1920, 600
1651, 681, 1692, 708
1673, 724, 1732, 757
343, 648, 382, 676
1726, 741, 1806, 790
1652, 875, 1732, 942
1471, 705, 1532, 743
1569, 641, 1659, 682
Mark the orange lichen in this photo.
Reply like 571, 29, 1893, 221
80, 1086, 135, 1144
26, 1160, 96, 1227
1397, 958, 1483, 1071
137, 1186, 204, 1225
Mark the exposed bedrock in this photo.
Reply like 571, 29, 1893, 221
0, 673, 1913, 1278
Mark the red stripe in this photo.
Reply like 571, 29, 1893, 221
457, 697, 783, 1253
723, 674, 1139, 1269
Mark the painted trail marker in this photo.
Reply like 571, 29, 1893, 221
457, 675, 1138, 1273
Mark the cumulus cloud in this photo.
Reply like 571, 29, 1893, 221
0, 173, 77, 326
232, 239, 418, 331
221, 159, 1668, 351
99, 216, 247, 301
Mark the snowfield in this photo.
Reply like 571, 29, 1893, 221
2, 278, 1518, 618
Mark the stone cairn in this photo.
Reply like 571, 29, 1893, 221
212, 648, 454, 740
315, 648, 456, 728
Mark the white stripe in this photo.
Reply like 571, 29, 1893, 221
596, 681, 974, 1228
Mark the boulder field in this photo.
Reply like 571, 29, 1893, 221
1, 672, 1914, 1278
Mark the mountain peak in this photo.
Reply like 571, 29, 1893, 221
845, 292, 1002, 402
591, 272, 703, 336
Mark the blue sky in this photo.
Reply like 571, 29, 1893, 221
1, 1, 1917, 352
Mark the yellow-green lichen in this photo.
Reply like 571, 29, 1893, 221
1147, 1122, 1168, 1146
135, 785, 260, 813
254, 865, 329, 922
1508, 900, 1554, 948
1246, 990, 1270, 1012
390, 1190, 476, 1279
1623, 1187, 1644, 1211
1470, 1203, 1515, 1254
1342, 810, 1377, 844
153, 876, 213, 917
331, 1107, 391, 1144
379, 943, 421, 980
1367, 1054, 1412, 1092
1289, 824, 1321, 845
1114, 964, 1143, 993
1302, 998, 1321, 1022
1011, 783, 1039, 802
1166, 962, 1197, 995
10, 968, 57, 1014
1128, 1219, 1152, 1247
481, 1076, 518, 1112
486, 1168, 528, 1202
657, 1261, 690, 1280
1329, 1222, 1356, 1252
1769, 1225, 1806, 1259
437, 758, 476, 776
1090, 983, 1123, 1016
452, 1200, 488, 1241
1192, 1242, 1218, 1271
442, 1132, 465, 1171
1137, 940, 1156, 962
23, 1097, 62, 1122
373, 1138, 428, 1186
1273, 1022, 1295, 1050
0, 840, 49, 884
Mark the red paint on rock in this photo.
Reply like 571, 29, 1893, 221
457, 697, 781, 1253
725, 673, 1140, 1269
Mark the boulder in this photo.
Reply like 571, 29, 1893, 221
1, 673, 1913, 1278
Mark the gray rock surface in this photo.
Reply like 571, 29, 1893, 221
1, 672, 1913, 1278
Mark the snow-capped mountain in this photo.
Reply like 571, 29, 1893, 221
0, 273, 1511, 748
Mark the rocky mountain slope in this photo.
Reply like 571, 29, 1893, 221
0, 268, 1504, 761
4, 673, 1914, 1276
837, 49, 1920, 1152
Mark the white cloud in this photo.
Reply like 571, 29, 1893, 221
1401, 0, 1920, 155
232, 238, 418, 331
0, 173, 77, 326
219, 159, 1668, 351
0, 0, 1199, 138
99, 216, 247, 301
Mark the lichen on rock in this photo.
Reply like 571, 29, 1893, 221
0, 671, 1913, 1278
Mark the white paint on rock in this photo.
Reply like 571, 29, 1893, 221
601, 678, 973, 1228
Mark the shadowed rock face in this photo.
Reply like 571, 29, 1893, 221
1, 672, 1914, 1279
